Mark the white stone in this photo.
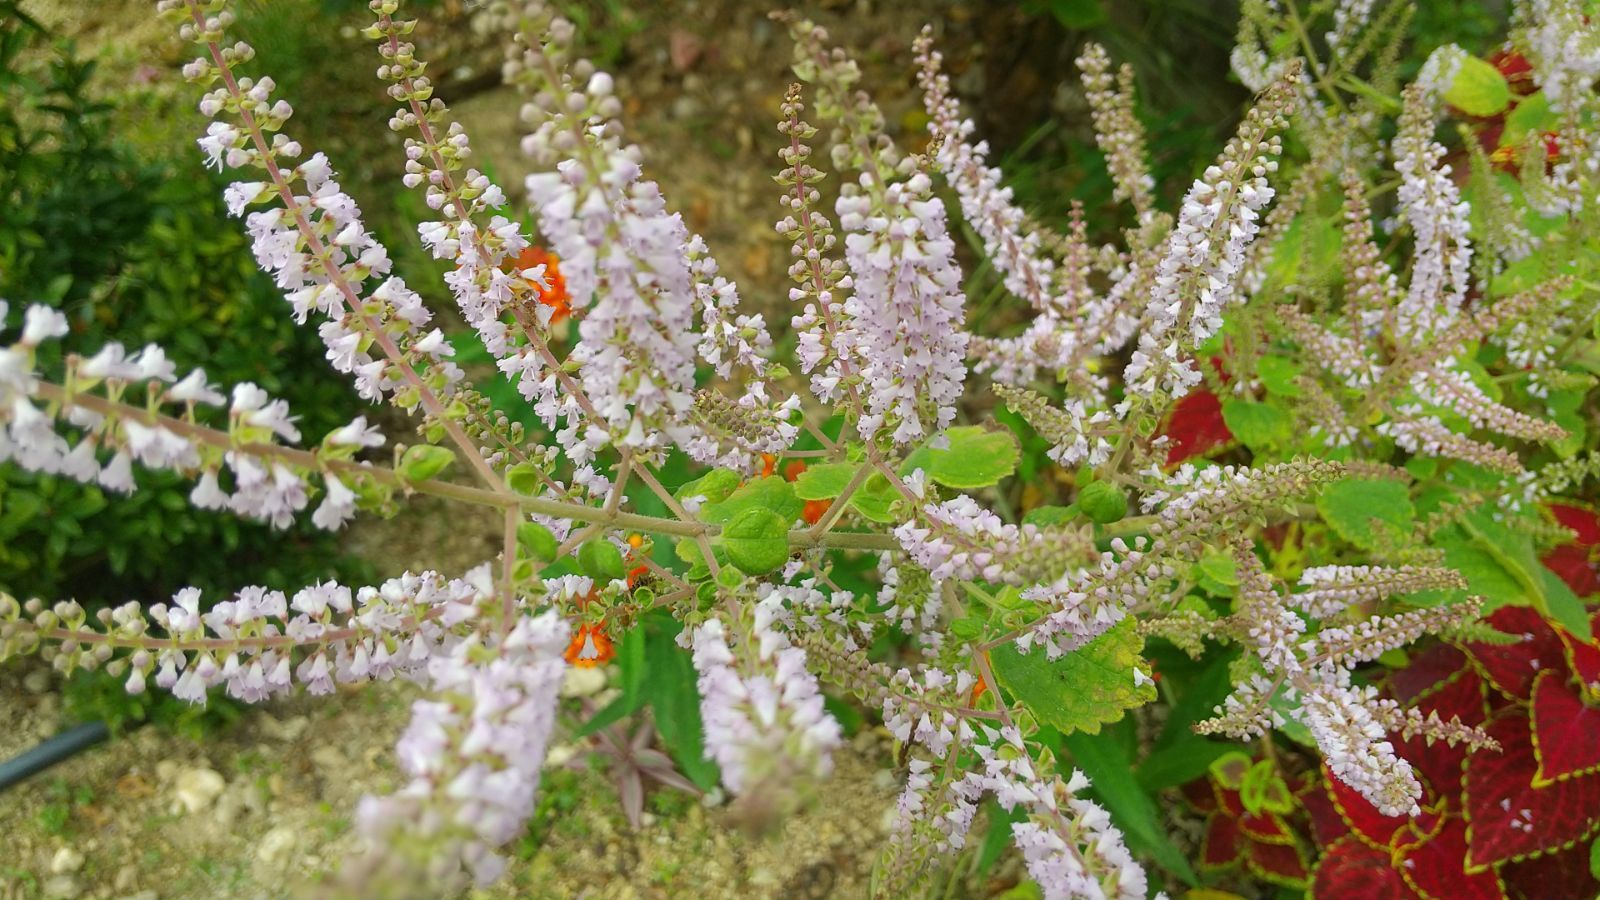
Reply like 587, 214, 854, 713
560, 666, 608, 698
256, 825, 297, 866
172, 767, 226, 814
49, 846, 84, 874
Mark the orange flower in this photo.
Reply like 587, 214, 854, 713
626, 563, 650, 588
783, 459, 808, 482
802, 498, 831, 526
564, 622, 616, 668
759, 453, 777, 478
510, 246, 571, 325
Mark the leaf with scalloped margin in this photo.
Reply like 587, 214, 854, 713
1387, 643, 1472, 703
1459, 605, 1564, 700
1500, 838, 1600, 900
1311, 836, 1413, 900
1555, 608, 1600, 702
1325, 764, 1410, 849
989, 619, 1155, 736
1392, 666, 1488, 799
1393, 815, 1508, 900
1246, 838, 1309, 888
1201, 813, 1243, 868
1530, 670, 1600, 785
1465, 712, 1600, 869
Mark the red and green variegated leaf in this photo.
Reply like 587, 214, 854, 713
1540, 544, 1600, 598
1300, 776, 1352, 847
1464, 712, 1600, 870
1181, 776, 1218, 813
1389, 643, 1473, 703
1240, 810, 1296, 844
1327, 764, 1411, 849
1217, 784, 1246, 818
1312, 835, 1416, 900
1247, 836, 1310, 887
1499, 838, 1600, 900
1530, 670, 1600, 785
1201, 812, 1244, 869
1393, 667, 1488, 801
1555, 609, 1600, 702
1548, 502, 1600, 547
1163, 388, 1233, 465
1393, 815, 1509, 900
1460, 606, 1566, 700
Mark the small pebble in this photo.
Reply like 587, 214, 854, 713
41, 875, 80, 899
50, 846, 85, 874
172, 767, 226, 814
256, 825, 297, 866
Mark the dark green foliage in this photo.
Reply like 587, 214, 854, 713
0, 6, 368, 611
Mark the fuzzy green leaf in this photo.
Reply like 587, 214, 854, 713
397, 444, 454, 482
1316, 477, 1413, 549
722, 507, 789, 576
900, 425, 1020, 489
578, 538, 626, 583
1445, 54, 1512, 117
793, 462, 856, 500
1221, 398, 1291, 450
700, 476, 802, 525
990, 620, 1156, 736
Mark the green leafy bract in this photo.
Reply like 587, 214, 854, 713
397, 444, 454, 482
990, 619, 1156, 736
1444, 54, 1512, 116
899, 425, 1019, 489
700, 476, 802, 525
1316, 477, 1414, 549
722, 507, 789, 576
1221, 398, 1291, 451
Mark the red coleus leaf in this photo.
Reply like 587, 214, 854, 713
1548, 503, 1600, 546
1556, 609, 1600, 701
1247, 837, 1310, 887
1460, 606, 1566, 701
1499, 838, 1600, 900
1327, 765, 1410, 849
1239, 810, 1295, 844
1389, 643, 1472, 703
1464, 711, 1600, 869
1312, 836, 1417, 900
1300, 776, 1352, 847
1529, 670, 1600, 784
1181, 776, 1218, 813
1201, 812, 1244, 868
1393, 815, 1509, 900
1162, 388, 1233, 465
1540, 544, 1600, 598
1393, 667, 1489, 800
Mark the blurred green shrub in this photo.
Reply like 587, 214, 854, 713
0, 4, 369, 613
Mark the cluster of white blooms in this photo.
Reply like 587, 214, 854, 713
176, 21, 464, 409
1412, 367, 1569, 443
1293, 564, 1467, 618
837, 170, 970, 444
1515, 0, 1600, 112
1391, 81, 1473, 342
1378, 408, 1525, 475
880, 665, 980, 758
1199, 547, 1491, 817
1124, 67, 1295, 400
356, 610, 569, 887
688, 598, 841, 796
2, 565, 490, 705
895, 495, 1022, 584
1, 308, 383, 531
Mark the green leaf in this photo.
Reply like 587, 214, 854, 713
1240, 760, 1294, 814
1455, 512, 1593, 637
990, 620, 1156, 736
1504, 92, 1557, 147
848, 473, 900, 523
899, 425, 1020, 489
721, 507, 789, 575
397, 444, 454, 482
1061, 730, 1199, 885
1137, 653, 1241, 792
675, 468, 740, 506
642, 615, 720, 790
1444, 54, 1512, 116
793, 462, 856, 500
1221, 399, 1291, 450
1022, 505, 1077, 527
1257, 356, 1303, 398
1316, 478, 1414, 549
1078, 481, 1128, 524
505, 462, 545, 496
700, 476, 802, 525
578, 538, 626, 583
517, 521, 558, 562
1589, 835, 1600, 881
